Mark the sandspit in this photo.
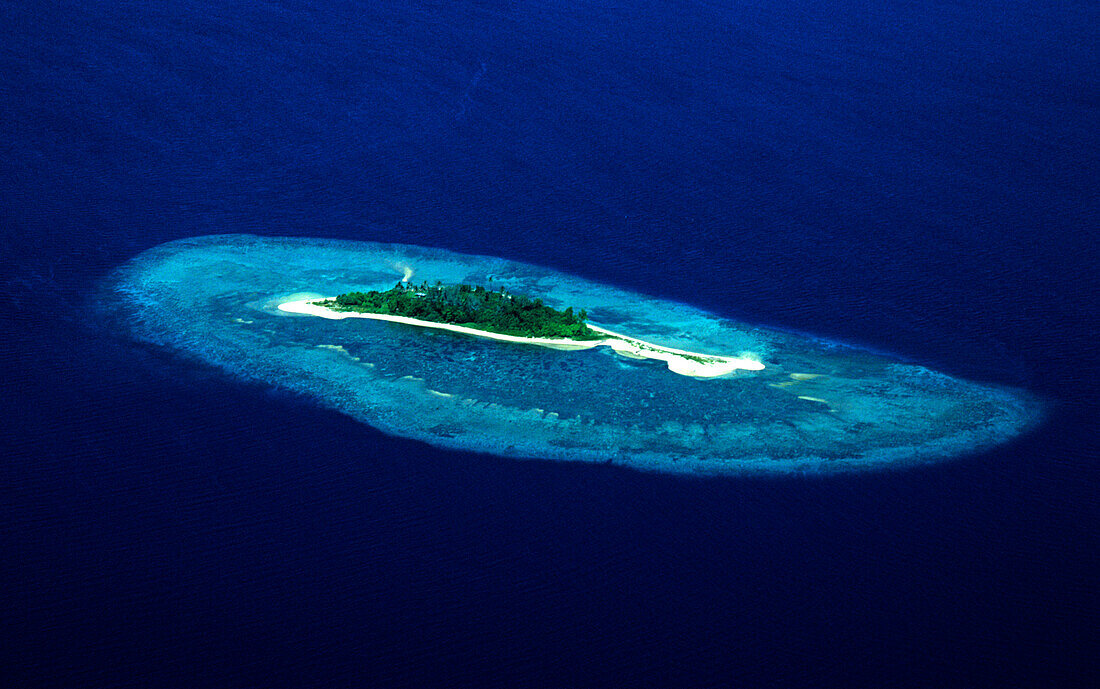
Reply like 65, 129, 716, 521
277, 298, 764, 377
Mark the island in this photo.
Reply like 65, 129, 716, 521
102, 234, 1040, 475
276, 280, 767, 378
325, 281, 601, 339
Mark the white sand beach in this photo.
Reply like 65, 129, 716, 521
277, 299, 764, 377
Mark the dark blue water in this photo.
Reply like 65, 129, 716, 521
2, 1, 1097, 686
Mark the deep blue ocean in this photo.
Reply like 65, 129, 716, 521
2, 1, 1097, 686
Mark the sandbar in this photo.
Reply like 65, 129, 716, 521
277, 298, 765, 378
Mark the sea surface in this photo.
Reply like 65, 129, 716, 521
2, 1, 1097, 686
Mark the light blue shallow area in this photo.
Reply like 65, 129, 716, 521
102, 234, 1040, 474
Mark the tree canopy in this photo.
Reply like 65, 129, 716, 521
318, 281, 600, 340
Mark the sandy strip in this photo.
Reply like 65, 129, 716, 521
277, 299, 764, 377
586, 323, 765, 376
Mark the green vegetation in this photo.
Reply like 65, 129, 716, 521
316, 281, 602, 340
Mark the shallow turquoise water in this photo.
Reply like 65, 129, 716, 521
102, 234, 1040, 474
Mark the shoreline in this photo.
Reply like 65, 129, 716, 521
276, 298, 764, 377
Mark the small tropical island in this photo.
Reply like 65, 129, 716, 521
106, 235, 1041, 473
277, 280, 766, 377
322, 280, 602, 340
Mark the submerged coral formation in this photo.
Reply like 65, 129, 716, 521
100, 234, 1039, 474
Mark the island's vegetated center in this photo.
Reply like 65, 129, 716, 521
323, 281, 599, 339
